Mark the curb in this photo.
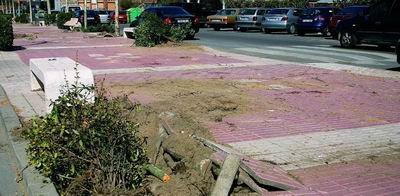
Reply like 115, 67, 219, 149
0, 85, 59, 196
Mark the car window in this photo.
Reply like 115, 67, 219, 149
240, 9, 256, 15
389, 0, 400, 17
269, 9, 289, 15
369, 0, 392, 18
257, 10, 266, 15
293, 9, 302, 16
303, 8, 319, 15
159, 7, 190, 15
98, 11, 108, 14
218, 9, 237, 15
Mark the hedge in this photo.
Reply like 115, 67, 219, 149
0, 14, 13, 51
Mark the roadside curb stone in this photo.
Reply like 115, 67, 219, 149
0, 85, 59, 196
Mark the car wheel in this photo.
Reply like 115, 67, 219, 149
287, 24, 296, 34
262, 28, 271, 34
240, 27, 247, 32
213, 27, 220, 31
297, 31, 305, 36
186, 33, 195, 40
339, 32, 356, 48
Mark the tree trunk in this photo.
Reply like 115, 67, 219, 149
46, 0, 50, 14
114, 0, 119, 36
28, 0, 32, 23
84, 0, 87, 30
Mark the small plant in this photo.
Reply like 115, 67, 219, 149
15, 13, 29, 23
84, 24, 115, 33
44, 13, 57, 25
57, 12, 73, 29
168, 23, 195, 42
22, 78, 148, 194
0, 14, 13, 51
134, 13, 167, 47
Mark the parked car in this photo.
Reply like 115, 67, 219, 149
74, 10, 100, 25
329, 5, 369, 38
96, 10, 110, 24
261, 8, 302, 34
130, 6, 200, 39
336, 0, 400, 48
166, 2, 218, 27
296, 7, 339, 36
110, 10, 128, 24
61, 5, 81, 13
235, 8, 269, 32
397, 39, 400, 64
206, 8, 240, 31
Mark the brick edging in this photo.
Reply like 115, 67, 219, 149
0, 85, 58, 196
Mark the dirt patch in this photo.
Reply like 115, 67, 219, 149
105, 79, 296, 195
14, 33, 37, 40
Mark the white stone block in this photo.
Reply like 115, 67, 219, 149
30, 57, 94, 113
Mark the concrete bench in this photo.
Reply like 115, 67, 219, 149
64, 18, 81, 31
30, 57, 94, 113
123, 27, 135, 39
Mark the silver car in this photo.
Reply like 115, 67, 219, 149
235, 8, 269, 32
261, 8, 302, 34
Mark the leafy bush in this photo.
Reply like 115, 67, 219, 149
0, 14, 13, 51
84, 24, 114, 33
44, 13, 57, 25
15, 13, 29, 23
57, 12, 73, 29
167, 23, 195, 42
134, 13, 167, 47
22, 80, 148, 194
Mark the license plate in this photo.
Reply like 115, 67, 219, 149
177, 19, 189, 23
212, 19, 221, 22
267, 18, 278, 21
240, 17, 248, 21
302, 19, 313, 22
87, 17, 94, 20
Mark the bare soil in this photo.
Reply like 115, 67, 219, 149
105, 78, 297, 195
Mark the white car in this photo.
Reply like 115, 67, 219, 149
97, 10, 110, 24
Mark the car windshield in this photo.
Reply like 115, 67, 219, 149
218, 9, 237, 15
303, 8, 333, 15
159, 7, 190, 15
98, 10, 108, 14
240, 9, 256, 15
268, 9, 289, 15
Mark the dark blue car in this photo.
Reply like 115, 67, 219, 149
296, 7, 339, 36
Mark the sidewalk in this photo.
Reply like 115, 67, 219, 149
4, 24, 400, 195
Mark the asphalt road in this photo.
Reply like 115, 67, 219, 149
192, 28, 399, 70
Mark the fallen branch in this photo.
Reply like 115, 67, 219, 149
159, 119, 175, 135
192, 135, 243, 156
152, 124, 168, 163
211, 154, 241, 196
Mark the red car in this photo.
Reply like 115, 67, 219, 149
110, 10, 128, 24
329, 6, 368, 38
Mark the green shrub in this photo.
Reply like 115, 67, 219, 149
85, 24, 114, 33
57, 12, 73, 29
44, 13, 57, 25
167, 23, 195, 42
22, 80, 148, 194
0, 14, 13, 51
134, 13, 167, 47
15, 13, 29, 23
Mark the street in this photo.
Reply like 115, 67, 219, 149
194, 28, 399, 70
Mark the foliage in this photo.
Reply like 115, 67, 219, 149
225, 0, 377, 8
134, 12, 167, 47
0, 14, 13, 51
15, 13, 29, 23
83, 24, 115, 33
22, 77, 148, 194
167, 23, 195, 42
57, 12, 73, 29
44, 13, 57, 25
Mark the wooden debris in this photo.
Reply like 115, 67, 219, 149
159, 119, 175, 135
164, 147, 184, 161
199, 159, 212, 177
211, 155, 263, 195
192, 135, 243, 156
144, 164, 170, 183
152, 124, 168, 163
211, 154, 241, 196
